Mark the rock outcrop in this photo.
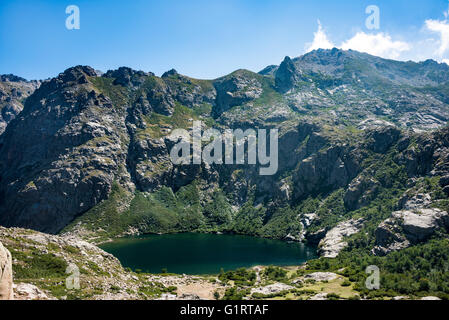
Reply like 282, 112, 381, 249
275, 56, 301, 93
304, 272, 338, 282
0, 241, 13, 300
293, 145, 360, 201
13, 283, 51, 300
344, 175, 379, 211
398, 193, 432, 210
365, 125, 401, 153
250, 283, 294, 295
318, 219, 364, 258
373, 208, 449, 255
309, 292, 328, 300
213, 70, 262, 117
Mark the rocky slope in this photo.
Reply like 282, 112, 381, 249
0, 226, 227, 300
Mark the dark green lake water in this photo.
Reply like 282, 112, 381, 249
100, 233, 317, 275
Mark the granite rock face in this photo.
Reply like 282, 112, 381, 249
213, 70, 262, 117
0, 241, 13, 300
275, 56, 302, 93
318, 218, 364, 258
373, 208, 449, 255
292, 144, 361, 202
344, 175, 379, 211
365, 126, 401, 153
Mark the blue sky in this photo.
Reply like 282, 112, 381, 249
1, 0, 449, 80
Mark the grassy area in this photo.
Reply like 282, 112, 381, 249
63, 181, 209, 242
89, 76, 129, 108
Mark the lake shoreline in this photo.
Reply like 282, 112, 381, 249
96, 228, 308, 246
99, 232, 318, 275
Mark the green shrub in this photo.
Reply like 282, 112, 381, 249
263, 266, 287, 281
341, 280, 352, 287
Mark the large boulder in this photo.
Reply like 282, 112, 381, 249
0, 241, 13, 300
13, 283, 50, 300
401, 208, 449, 242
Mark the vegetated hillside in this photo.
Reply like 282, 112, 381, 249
2, 226, 448, 300
0, 49, 449, 298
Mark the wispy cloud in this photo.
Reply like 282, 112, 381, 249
305, 20, 335, 52
305, 23, 410, 60
424, 16, 449, 56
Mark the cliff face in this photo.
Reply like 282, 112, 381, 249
0, 49, 448, 249
0, 75, 40, 134
0, 66, 130, 233
0, 241, 13, 300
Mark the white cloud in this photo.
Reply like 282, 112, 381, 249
340, 32, 411, 59
306, 6, 449, 63
424, 18, 449, 56
305, 21, 410, 60
305, 20, 335, 52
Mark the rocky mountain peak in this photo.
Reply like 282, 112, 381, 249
275, 56, 301, 93
59, 65, 97, 81
0, 74, 29, 83
258, 65, 277, 76
104, 67, 151, 88
161, 69, 179, 78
